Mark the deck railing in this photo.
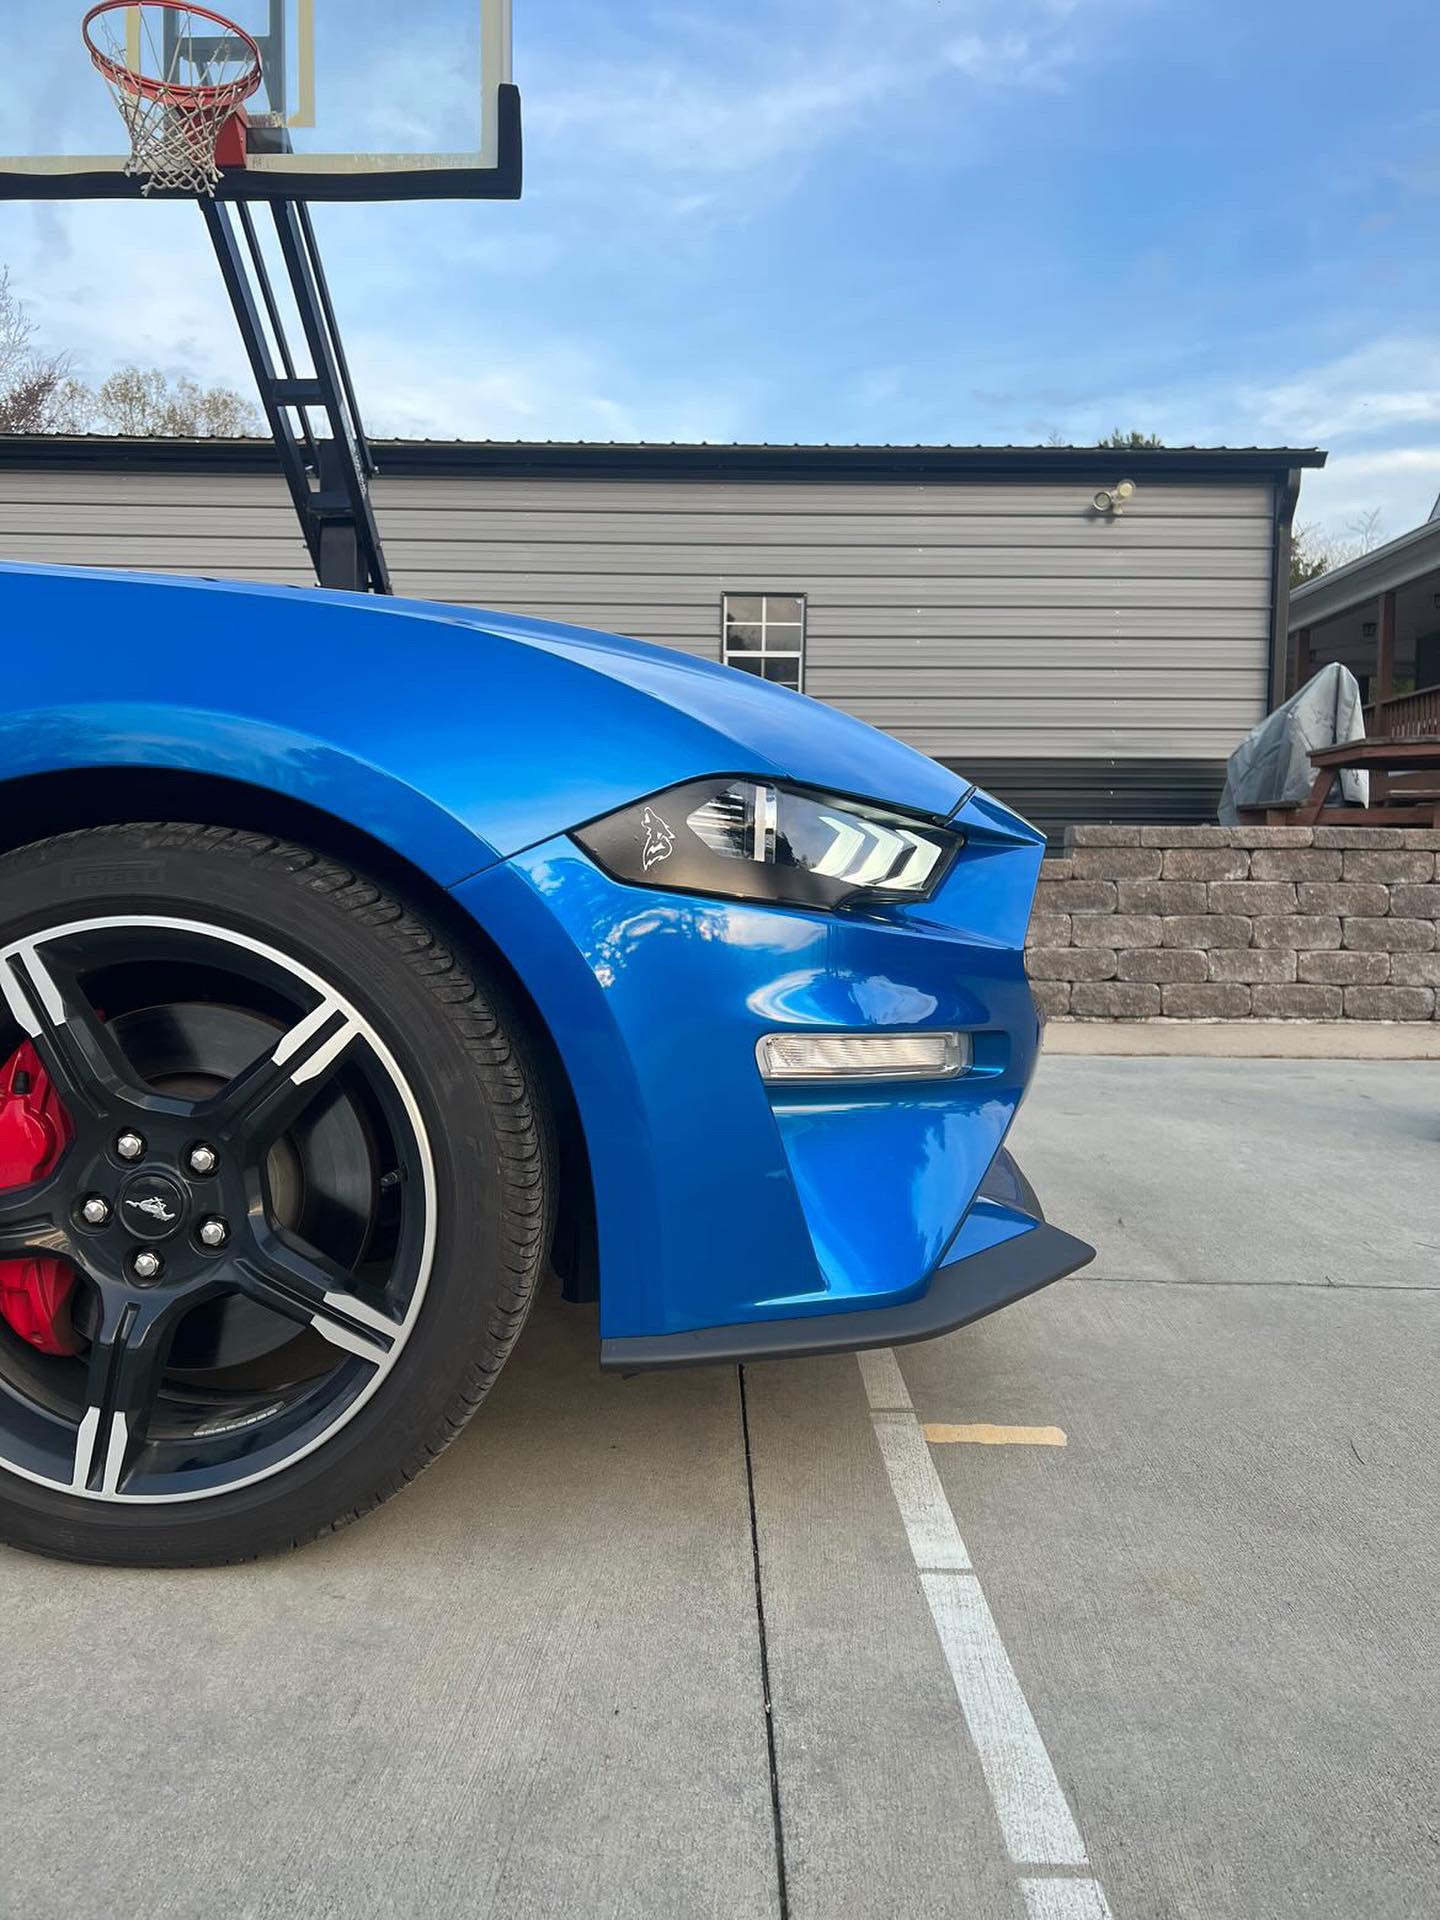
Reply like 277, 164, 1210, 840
1364, 682, 1440, 740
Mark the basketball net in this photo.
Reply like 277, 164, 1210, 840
107, 92, 247, 196
83, 4, 264, 197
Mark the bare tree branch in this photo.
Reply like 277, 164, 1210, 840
1, 267, 262, 438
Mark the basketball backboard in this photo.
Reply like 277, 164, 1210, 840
0, 2, 519, 201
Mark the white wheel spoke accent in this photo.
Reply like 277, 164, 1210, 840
310, 1303, 394, 1362
0, 942, 66, 1036
271, 998, 361, 1085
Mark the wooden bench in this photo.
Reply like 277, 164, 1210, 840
1239, 737, 1440, 826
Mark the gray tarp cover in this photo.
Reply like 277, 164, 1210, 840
1218, 661, 1368, 824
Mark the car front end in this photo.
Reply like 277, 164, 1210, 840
456, 762, 1094, 1364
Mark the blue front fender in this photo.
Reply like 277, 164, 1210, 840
452, 787, 1057, 1343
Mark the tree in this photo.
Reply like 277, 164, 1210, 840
1290, 523, 1331, 588
1289, 511, 1386, 589
0, 269, 74, 432
86, 365, 261, 437
1097, 428, 1164, 448
1, 266, 261, 437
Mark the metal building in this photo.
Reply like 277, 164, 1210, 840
0, 438, 1322, 835
1286, 504, 1440, 741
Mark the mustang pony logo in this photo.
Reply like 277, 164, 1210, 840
639, 807, 676, 872
127, 1195, 177, 1224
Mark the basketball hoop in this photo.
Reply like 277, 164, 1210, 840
82, 2, 264, 196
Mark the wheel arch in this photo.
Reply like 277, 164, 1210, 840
0, 763, 599, 1303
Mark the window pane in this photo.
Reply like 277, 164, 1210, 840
729, 655, 764, 676
725, 595, 764, 623
725, 622, 763, 651
762, 656, 801, 688
763, 596, 803, 624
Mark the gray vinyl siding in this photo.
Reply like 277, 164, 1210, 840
0, 466, 1276, 760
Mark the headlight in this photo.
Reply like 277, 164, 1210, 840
573, 777, 963, 909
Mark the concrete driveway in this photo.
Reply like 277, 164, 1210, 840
1, 1058, 1436, 1920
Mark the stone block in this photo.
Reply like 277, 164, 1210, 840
1027, 947, 1116, 981
1116, 948, 1208, 983
1066, 825, 1141, 847
1388, 884, 1440, 918
1039, 857, 1075, 883
1401, 829, 1440, 850
1208, 947, 1296, 984
1296, 882, 1390, 917
1207, 881, 1297, 916
1070, 847, 1164, 880
1036, 880, 1119, 915
1161, 914, 1251, 950
1025, 912, 1071, 948
1341, 850, 1435, 883
1072, 913, 1161, 948
1251, 914, 1340, 949
1342, 917, 1436, 952
1031, 981, 1071, 1018
1162, 983, 1251, 1017
1343, 985, 1435, 1020
1231, 826, 1314, 847
1071, 982, 1162, 1019
1312, 826, 1401, 849
1250, 984, 1344, 1019
1161, 847, 1250, 880
1138, 826, 1235, 847
1389, 952, 1440, 985
1249, 848, 1343, 880
1298, 950, 1390, 985
1114, 879, 1209, 916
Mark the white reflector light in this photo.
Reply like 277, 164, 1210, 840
756, 1031, 971, 1083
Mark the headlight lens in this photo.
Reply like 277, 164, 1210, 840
573, 777, 963, 909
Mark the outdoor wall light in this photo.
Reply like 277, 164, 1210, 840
1092, 479, 1136, 515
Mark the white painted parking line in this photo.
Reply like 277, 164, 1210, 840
1020, 1875, 1116, 1919
858, 1347, 1115, 1911
872, 1413, 972, 1572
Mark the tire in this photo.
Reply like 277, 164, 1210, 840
0, 823, 552, 1566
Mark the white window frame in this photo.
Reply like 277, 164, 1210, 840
721, 593, 807, 691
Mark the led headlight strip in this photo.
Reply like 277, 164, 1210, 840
575, 777, 963, 910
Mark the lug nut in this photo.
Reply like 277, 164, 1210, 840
187, 1144, 218, 1176
198, 1217, 230, 1249
115, 1131, 146, 1163
80, 1195, 111, 1227
132, 1250, 163, 1282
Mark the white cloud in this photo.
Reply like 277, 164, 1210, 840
527, 0, 1125, 191
1243, 338, 1440, 443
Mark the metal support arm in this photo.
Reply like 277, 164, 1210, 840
201, 198, 390, 594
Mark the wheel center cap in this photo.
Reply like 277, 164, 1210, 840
119, 1172, 189, 1243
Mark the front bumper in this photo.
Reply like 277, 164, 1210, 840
454, 784, 1093, 1355
598, 1149, 1094, 1369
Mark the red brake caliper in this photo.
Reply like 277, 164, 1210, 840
0, 1041, 83, 1356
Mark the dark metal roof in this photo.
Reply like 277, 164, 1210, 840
1289, 515, 1440, 627
0, 435, 1326, 480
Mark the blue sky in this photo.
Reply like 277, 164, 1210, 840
2, 0, 1438, 539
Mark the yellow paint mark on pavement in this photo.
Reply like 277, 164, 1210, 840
923, 1423, 1067, 1447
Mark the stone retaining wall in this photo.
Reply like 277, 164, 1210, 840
1028, 825, 1440, 1021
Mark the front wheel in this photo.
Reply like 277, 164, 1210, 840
0, 824, 551, 1566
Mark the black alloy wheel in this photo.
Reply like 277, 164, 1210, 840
0, 824, 551, 1566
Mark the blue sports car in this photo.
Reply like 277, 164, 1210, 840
0, 560, 1092, 1565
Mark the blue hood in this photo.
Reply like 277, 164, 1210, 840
0, 563, 968, 880
436, 600, 967, 822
